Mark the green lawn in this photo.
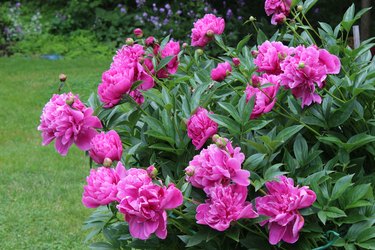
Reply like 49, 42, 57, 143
0, 56, 111, 249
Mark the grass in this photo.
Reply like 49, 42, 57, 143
0, 56, 111, 249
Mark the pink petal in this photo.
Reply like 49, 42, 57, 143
161, 185, 183, 210
268, 222, 287, 245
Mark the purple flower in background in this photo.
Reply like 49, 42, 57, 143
15, 2, 21, 8
142, 12, 148, 17
120, 7, 126, 13
165, 4, 171, 9
213, 9, 218, 14
176, 10, 182, 15
314, 8, 320, 14
238, 0, 245, 7
226, 9, 233, 19
153, 3, 158, 12
237, 16, 243, 21
117, 3, 122, 8
204, 7, 209, 12
159, 8, 165, 13
136, 0, 146, 8
163, 18, 169, 25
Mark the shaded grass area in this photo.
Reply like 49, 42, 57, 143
0, 56, 111, 249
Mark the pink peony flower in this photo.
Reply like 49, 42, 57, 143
265, 0, 292, 25
82, 162, 126, 208
158, 40, 180, 78
256, 176, 316, 245
245, 74, 280, 119
211, 62, 232, 82
196, 184, 258, 231
191, 14, 225, 47
145, 36, 156, 46
280, 45, 341, 107
254, 41, 290, 75
187, 107, 218, 150
38, 93, 102, 156
89, 130, 123, 164
185, 140, 250, 190
133, 28, 143, 38
98, 44, 155, 107
117, 168, 183, 240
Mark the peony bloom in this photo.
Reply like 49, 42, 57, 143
185, 140, 250, 191
280, 45, 341, 107
256, 176, 316, 245
254, 41, 290, 75
38, 93, 102, 156
245, 74, 280, 119
265, 0, 292, 25
89, 130, 123, 164
196, 184, 258, 231
191, 14, 225, 47
187, 107, 218, 150
211, 62, 232, 82
82, 162, 126, 208
98, 44, 155, 107
117, 168, 183, 240
158, 40, 181, 78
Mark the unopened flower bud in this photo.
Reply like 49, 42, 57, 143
251, 50, 259, 57
249, 16, 256, 22
212, 134, 220, 143
125, 37, 134, 45
59, 73, 67, 82
298, 62, 305, 69
251, 75, 260, 86
297, 5, 303, 12
182, 42, 188, 49
185, 166, 195, 176
226, 70, 231, 76
133, 28, 143, 38
103, 157, 112, 167
206, 29, 215, 37
65, 96, 74, 106
147, 165, 158, 178
216, 138, 227, 148
145, 36, 155, 46
196, 49, 204, 56
232, 57, 240, 66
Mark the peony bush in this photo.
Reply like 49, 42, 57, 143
39, 1, 375, 249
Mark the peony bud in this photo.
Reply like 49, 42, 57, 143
147, 165, 158, 178
216, 137, 227, 148
232, 57, 240, 66
196, 49, 204, 56
212, 134, 220, 143
251, 75, 260, 86
65, 96, 74, 106
226, 70, 231, 76
145, 36, 155, 46
206, 29, 215, 38
182, 42, 188, 49
103, 157, 113, 167
125, 37, 134, 45
251, 50, 259, 57
133, 28, 143, 38
249, 16, 256, 22
185, 166, 195, 176
297, 5, 303, 12
59, 73, 67, 82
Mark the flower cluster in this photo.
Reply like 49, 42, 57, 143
185, 137, 258, 231
117, 168, 183, 240
38, 93, 102, 156
256, 176, 316, 245
265, 0, 292, 25
253, 41, 341, 107
187, 107, 218, 150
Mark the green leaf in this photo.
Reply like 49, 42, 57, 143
356, 240, 375, 250
256, 29, 268, 44
325, 206, 347, 218
345, 133, 375, 153
89, 242, 116, 250
318, 211, 327, 225
275, 125, 304, 143
226, 227, 240, 242
237, 34, 251, 52
185, 233, 206, 247
294, 134, 308, 165
208, 114, 240, 133
243, 153, 266, 170
331, 174, 353, 201
303, 0, 318, 14
218, 102, 242, 123
240, 95, 255, 123
156, 55, 174, 72
328, 99, 355, 128
264, 163, 288, 180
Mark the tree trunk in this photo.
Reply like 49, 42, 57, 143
360, 0, 371, 41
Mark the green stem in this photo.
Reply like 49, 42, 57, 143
236, 221, 264, 238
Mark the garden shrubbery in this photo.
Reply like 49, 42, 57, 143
37, 0, 375, 249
